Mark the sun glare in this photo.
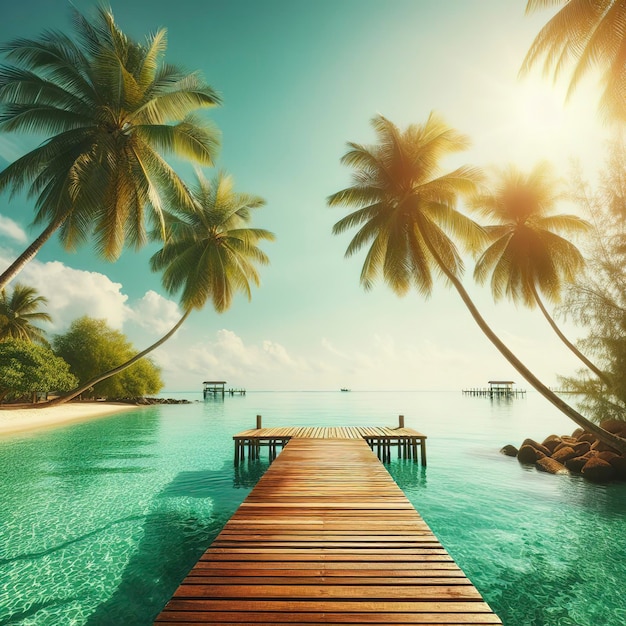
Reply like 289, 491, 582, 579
481, 72, 606, 171
513, 78, 565, 136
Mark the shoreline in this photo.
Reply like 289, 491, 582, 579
0, 402, 138, 437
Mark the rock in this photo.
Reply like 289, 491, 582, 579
114, 396, 192, 405
565, 456, 588, 474
541, 435, 562, 453
570, 441, 591, 456
560, 435, 578, 445
599, 419, 626, 437
552, 446, 578, 463
521, 438, 551, 457
577, 432, 596, 444
582, 457, 615, 483
597, 451, 620, 463
571, 428, 585, 439
536, 457, 568, 474
608, 456, 626, 480
591, 439, 620, 454
500, 444, 518, 457
518, 444, 545, 464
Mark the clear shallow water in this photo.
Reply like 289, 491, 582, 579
0, 391, 625, 626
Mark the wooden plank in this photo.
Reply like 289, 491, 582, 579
155, 439, 501, 624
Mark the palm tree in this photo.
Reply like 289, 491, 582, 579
0, 283, 51, 344
42, 171, 274, 406
471, 162, 610, 385
521, 1, 626, 120
0, 5, 221, 290
329, 113, 626, 453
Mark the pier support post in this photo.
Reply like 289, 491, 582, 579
399, 414, 404, 428
256, 414, 262, 429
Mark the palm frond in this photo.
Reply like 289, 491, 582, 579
470, 162, 587, 307
149, 169, 273, 313
136, 28, 167, 91
474, 232, 514, 290
327, 185, 382, 209
0, 66, 92, 113
342, 208, 391, 258
0, 103, 93, 135
0, 283, 52, 344
535, 213, 592, 234
358, 233, 387, 291
416, 211, 464, 279
136, 75, 221, 123
134, 117, 220, 165
0, 4, 223, 270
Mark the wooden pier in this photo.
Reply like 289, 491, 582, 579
203, 381, 246, 398
463, 380, 526, 399
155, 438, 502, 625
233, 417, 427, 465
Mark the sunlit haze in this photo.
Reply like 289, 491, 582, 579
0, 0, 613, 391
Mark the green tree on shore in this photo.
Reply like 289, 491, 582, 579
560, 141, 626, 421
329, 113, 626, 452
0, 5, 221, 290
0, 339, 76, 403
470, 162, 607, 384
54, 317, 162, 399
0, 283, 51, 344
44, 171, 274, 406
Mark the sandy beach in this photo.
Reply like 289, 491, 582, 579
0, 402, 137, 436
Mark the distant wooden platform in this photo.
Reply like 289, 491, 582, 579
233, 425, 427, 465
155, 438, 502, 625
462, 388, 526, 398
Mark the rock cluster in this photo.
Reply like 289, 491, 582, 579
117, 397, 192, 405
501, 419, 626, 483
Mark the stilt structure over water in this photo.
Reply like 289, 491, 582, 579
155, 436, 502, 625
463, 380, 526, 399
203, 381, 246, 398
203, 381, 226, 398
233, 415, 427, 465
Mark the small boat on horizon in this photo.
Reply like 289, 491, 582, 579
340, 388, 351, 392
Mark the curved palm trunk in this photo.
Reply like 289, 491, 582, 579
38, 309, 191, 408
424, 241, 626, 453
0, 216, 67, 291
530, 283, 612, 387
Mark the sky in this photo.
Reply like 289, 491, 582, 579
0, 0, 615, 392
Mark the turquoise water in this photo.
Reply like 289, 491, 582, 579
0, 391, 625, 626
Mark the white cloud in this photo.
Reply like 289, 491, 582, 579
129, 290, 181, 334
262, 339, 301, 367
17, 260, 132, 330
157, 330, 318, 389
154, 326, 486, 392
0, 215, 27, 243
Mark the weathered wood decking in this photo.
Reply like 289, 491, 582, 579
233, 425, 428, 465
155, 438, 502, 625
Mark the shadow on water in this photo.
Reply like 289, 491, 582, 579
84, 459, 269, 626
52, 410, 161, 490
488, 553, 585, 626
386, 458, 428, 494
0, 597, 78, 626
233, 459, 271, 489
0, 515, 146, 567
